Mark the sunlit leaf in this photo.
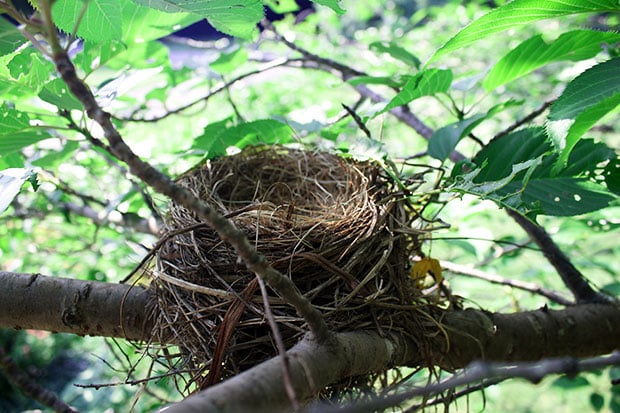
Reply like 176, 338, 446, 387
547, 58, 620, 172
0, 105, 51, 155
484, 30, 620, 91
120, 2, 200, 43
0, 18, 27, 56
311, 0, 346, 14
130, 0, 264, 39
429, 0, 620, 63
53, 0, 123, 41
193, 119, 294, 159
379, 69, 452, 114
210, 48, 249, 74
264, 0, 299, 13
39, 79, 84, 111
0, 168, 35, 216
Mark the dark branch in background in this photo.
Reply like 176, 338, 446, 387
59, 201, 159, 235
507, 209, 613, 304
491, 99, 556, 143
0, 347, 77, 413
39, 2, 331, 344
440, 260, 574, 306
313, 351, 620, 413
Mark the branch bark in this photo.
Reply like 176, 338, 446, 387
2, 272, 619, 412
0, 272, 154, 340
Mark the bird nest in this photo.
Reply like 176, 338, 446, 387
146, 145, 441, 392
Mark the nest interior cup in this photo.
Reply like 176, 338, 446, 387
148, 145, 432, 390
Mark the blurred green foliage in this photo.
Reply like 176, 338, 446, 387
0, 0, 618, 411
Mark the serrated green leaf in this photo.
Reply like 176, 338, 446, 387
53, 0, 123, 42
547, 58, 620, 171
210, 48, 248, 74
379, 69, 452, 114
121, 2, 200, 43
0, 104, 30, 132
429, 0, 620, 63
311, 0, 346, 15
130, 0, 263, 40
39, 79, 84, 110
0, 18, 27, 56
465, 128, 618, 216
369, 41, 421, 68
484, 30, 620, 91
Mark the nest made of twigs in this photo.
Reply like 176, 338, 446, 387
146, 145, 440, 392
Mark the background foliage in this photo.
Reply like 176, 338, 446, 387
0, 0, 619, 411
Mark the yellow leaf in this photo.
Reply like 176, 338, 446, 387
410, 257, 442, 287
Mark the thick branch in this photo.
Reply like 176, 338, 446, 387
164, 302, 620, 412
0, 272, 154, 340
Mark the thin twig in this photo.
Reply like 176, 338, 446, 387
257, 275, 300, 411
440, 260, 573, 306
491, 99, 556, 143
310, 351, 620, 413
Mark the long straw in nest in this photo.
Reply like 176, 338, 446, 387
146, 145, 439, 392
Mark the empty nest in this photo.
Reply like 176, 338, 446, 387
147, 145, 438, 391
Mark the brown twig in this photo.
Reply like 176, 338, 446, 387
39, 1, 331, 344
491, 99, 556, 143
440, 260, 573, 306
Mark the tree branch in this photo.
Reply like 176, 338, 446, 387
506, 209, 613, 304
0, 272, 154, 340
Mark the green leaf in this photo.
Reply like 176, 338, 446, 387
604, 158, 620, 196
463, 128, 617, 216
428, 100, 522, 161
547, 58, 620, 172
130, 0, 264, 40
210, 48, 249, 74
39, 79, 84, 111
0, 105, 50, 155
590, 392, 605, 411
484, 30, 620, 91
379, 69, 452, 114
32, 141, 80, 168
311, 0, 346, 15
428, 114, 486, 162
552, 375, 590, 389
429, 0, 620, 63
120, 2, 201, 44
522, 177, 615, 216
53, 0, 123, 42
193, 119, 294, 159
6, 52, 53, 93
369, 41, 421, 68
0, 18, 27, 56
0, 168, 35, 216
